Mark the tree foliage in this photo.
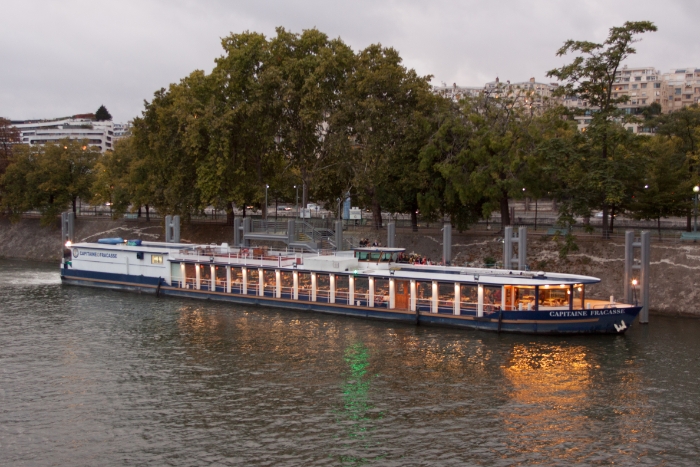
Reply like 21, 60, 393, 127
95, 105, 112, 121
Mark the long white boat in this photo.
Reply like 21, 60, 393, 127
60, 239, 641, 334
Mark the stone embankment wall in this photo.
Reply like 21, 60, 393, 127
1, 216, 698, 317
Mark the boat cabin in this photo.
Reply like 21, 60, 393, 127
352, 247, 405, 263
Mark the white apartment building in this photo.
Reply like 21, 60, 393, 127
434, 77, 558, 112
12, 117, 115, 152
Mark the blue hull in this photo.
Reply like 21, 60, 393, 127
60, 269, 640, 335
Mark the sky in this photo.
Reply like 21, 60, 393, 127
2, 0, 699, 123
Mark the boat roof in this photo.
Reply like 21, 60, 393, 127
352, 247, 405, 252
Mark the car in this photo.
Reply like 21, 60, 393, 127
277, 206, 292, 211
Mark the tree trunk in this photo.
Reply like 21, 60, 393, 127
72, 197, 77, 214
243, 204, 247, 218
372, 196, 382, 230
657, 216, 662, 240
609, 205, 616, 234
226, 202, 234, 226
137, 206, 142, 218
500, 196, 510, 230
602, 204, 610, 239
145, 204, 150, 222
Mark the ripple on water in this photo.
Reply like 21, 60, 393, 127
1, 259, 700, 466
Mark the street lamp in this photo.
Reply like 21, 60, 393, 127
294, 185, 299, 218
694, 185, 700, 232
265, 184, 269, 221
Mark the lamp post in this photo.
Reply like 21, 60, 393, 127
265, 184, 269, 221
294, 185, 299, 218
694, 185, 699, 232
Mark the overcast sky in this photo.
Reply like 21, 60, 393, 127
2, 0, 699, 123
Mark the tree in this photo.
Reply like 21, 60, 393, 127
0, 117, 20, 177
339, 44, 435, 229
547, 20, 657, 237
95, 105, 112, 121
1, 139, 99, 224
420, 84, 554, 230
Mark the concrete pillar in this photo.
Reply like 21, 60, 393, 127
180, 263, 186, 288
640, 231, 651, 324
431, 281, 438, 313
243, 217, 252, 247
165, 215, 172, 243
275, 270, 281, 298
287, 219, 296, 246
172, 216, 180, 243
242, 267, 247, 295
226, 266, 231, 293
349, 275, 355, 305
335, 220, 343, 251
624, 230, 634, 304
387, 222, 396, 248
196, 264, 201, 290
210, 265, 215, 291
442, 222, 452, 265
234, 218, 242, 246
504, 226, 513, 270
518, 226, 527, 271
61, 212, 74, 245
369, 277, 375, 307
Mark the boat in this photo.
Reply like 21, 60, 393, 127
60, 240, 641, 334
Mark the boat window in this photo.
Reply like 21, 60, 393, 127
246, 268, 259, 294
230, 267, 242, 293
316, 274, 330, 291
335, 274, 349, 304
199, 264, 211, 281
416, 281, 432, 311
184, 263, 196, 288
298, 272, 312, 300
356, 251, 369, 261
574, 284, 584, 308
354, 276, 369, 305
438, 282, 455, 311
539, 285, 569, 308
380, 253, 392, 262
280, 271, 293, 297
374, 278, 389, 307
460, 284, 478, 311
483, 286, 501, 312
151, 255, 163, 264
263, 269, 276, 294
215, 265, 227, 288
508, 286, 536, 311
370, 252, 381, 261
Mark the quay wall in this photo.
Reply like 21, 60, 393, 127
1, 216, 699, 317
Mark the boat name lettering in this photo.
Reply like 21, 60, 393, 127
590, 308, 625, 316
79, 251, 118, 259
549, 311, 589, 317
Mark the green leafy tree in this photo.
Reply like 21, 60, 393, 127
0, 117, 20, 177
1, 139, 99, 224
547, 20, 657, 237
340, 44, 435, 229
420, 85, 552, 230
95, 105, 112, 121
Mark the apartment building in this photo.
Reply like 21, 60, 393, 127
434, 77, 558, 112
11, 117, 115, 152
660, 68, 700, 113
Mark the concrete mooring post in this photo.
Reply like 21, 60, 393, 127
442, 222, 452, 265
503, 226, 527, 270
233, 218, 242, 246
624, 230, 651, 323
242, 217, 251, 247
335, 220, 343, 251
387, 222, 396, 248
61, 211, 74, 245
165, 215, 181, 243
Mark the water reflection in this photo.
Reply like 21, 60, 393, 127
335, 342, 383, 465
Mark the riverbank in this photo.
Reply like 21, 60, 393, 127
2, 216, 699, 316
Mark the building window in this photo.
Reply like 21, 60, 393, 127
675, 88, 682, 95
654, 83, 661, 88
151, 255, 163, 264
635, 76, 642, 81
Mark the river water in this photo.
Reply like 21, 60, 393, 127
1, 259, 699, 466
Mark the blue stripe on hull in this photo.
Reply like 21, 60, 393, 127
61, 270, 640, 335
